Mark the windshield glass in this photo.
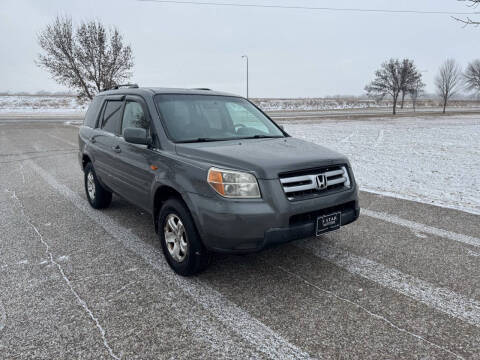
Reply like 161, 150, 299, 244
154, 94, 285, 143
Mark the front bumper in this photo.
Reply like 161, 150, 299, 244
184, 178, 360, 254
263, 203, 359, 248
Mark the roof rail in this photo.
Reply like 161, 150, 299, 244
192, 88, 212, 91
105, 83, 139, 91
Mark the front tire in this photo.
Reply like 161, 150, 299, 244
158, 198, 210, 276
84, 162, 112, 209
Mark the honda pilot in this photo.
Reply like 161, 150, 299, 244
78, 86, 360, 276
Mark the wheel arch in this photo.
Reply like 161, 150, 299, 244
153, 185, 188, 234
81, 154, 92, 169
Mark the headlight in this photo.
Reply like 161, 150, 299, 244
207, 167, 261, 198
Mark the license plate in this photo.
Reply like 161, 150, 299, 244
316, 212, 341, 236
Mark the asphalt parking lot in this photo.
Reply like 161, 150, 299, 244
0, 119, 479, 359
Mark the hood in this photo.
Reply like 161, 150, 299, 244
175, 137, 349, 179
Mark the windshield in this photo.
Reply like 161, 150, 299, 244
154, 94, 285, 143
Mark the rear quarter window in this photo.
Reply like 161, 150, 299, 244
83, 96, 103, 128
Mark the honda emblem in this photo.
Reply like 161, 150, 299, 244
316, 174, 327, 190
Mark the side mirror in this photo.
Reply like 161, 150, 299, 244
123, 128, 150, 145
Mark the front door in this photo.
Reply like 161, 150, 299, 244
114, 96, 156, 211
90, 97, 124, 192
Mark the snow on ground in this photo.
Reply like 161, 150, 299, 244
285, 115, 480, 215
254, 98, 480, 112
0, 95, 86, 113
255, 98, 382, 111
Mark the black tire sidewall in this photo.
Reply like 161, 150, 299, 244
158, 199, 205, 276
84, 163, 97, 207
84, 163, 111, 209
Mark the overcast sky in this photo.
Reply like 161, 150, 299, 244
0, 0, 478, 97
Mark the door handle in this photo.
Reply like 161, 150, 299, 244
112, 145, 121, 153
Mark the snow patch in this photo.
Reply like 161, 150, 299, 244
297, 240, 480, 329
467, 249, 480, 257
0, 95, 86, 113
414, 232, 428, 239
256, 98, 383, 111
362, 209, 480, 248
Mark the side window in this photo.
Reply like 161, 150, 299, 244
83, 96, 102, 128
121, 101, 149, 134
101, 100, 123, 134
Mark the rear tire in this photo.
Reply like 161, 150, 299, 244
84, 162, 112, 209
158, 198, 211, 276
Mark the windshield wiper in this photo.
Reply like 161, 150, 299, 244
240, 135, 284, 139
179, 135, 283, 143
178, 137, 232, 143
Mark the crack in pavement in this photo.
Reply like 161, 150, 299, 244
6, 189, 121, 360
0, 300, 6, 333
373, 129, 384, 148
340, 133, 354, 143
276, 265, 465, 360
18, 161, 25, 185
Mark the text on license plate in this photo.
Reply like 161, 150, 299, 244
316, 212, 341, 236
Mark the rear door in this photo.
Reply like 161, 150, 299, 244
90, 96, 124, 191
114, 95, 156, 210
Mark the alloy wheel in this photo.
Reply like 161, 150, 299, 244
87, 171, 96, 200
164, 214, 188, 262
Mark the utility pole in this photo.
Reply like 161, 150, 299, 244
242, 55, 249, 98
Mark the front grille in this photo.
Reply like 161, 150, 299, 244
279, 165, 351, 200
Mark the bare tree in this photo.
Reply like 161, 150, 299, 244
464, 59, 480, 93
454, 0, 480, 26
399, 59, 422, 109
435, 59, 462, 114
409, 79, 426, 112
365, 59, 406, 115
37, 16, 134, 101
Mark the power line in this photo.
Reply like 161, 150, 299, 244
138, 0, 479, 16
